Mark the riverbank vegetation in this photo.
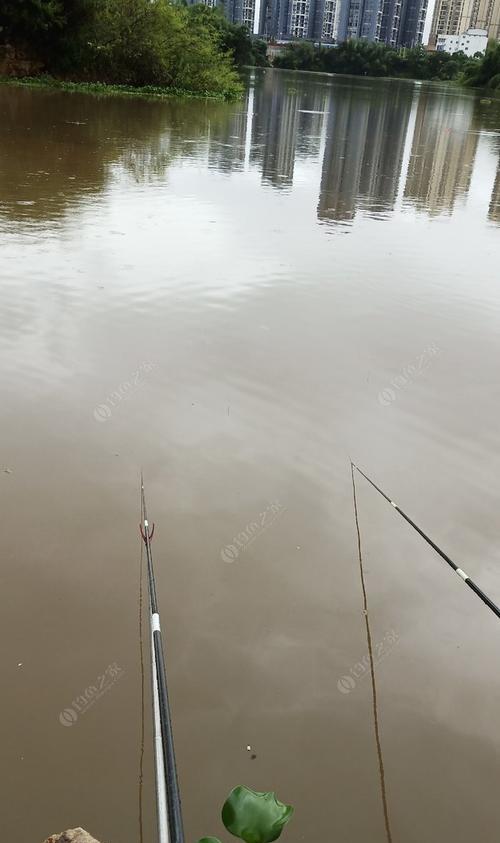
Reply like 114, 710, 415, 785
0, 73, 234, 101
463, 41, 500, 89
0, 0, 266, 99
273, 39, 500, 90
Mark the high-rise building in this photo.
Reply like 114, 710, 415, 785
289, 0, 314, 36
397, 0, 429, 43
379, 0, 404, 45
470, 0, 500, 38
336, 0, 427, 45
188, 0, 427, 43
260, 0, 291, 38
429, 0, 500, 43
259, 0, 341, 40
319, 0, 343, 39
336, 0, 383, 40
188, 0, 261, 28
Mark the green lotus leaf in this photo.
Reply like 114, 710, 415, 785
196, 838, 223, 843
222, 785, 294, 843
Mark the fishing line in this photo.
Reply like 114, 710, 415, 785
352, 462, 500, 621
350, 462, 393, 843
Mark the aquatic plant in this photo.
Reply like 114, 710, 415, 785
197, 785, 294, 843
0, 74, 235, 102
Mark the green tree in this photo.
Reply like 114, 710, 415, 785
272, 37, 478, 84
274, 41, 320, 71
185, 4, 268, 67
1, 0, 243, 97
0, 0, 65, 45
85, 0, 241, 94
463, 40, 500, 89
251, 37, 268, 67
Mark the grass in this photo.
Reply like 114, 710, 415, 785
0, 73, 240, 102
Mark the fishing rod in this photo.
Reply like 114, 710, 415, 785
351, 461, 500, 622
140, 476, 185, 843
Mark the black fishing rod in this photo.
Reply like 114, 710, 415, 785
351, 461, 500, 621
140, 476, 185, 843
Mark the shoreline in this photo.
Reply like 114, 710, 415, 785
0, 73, 240, 102
265, 64, 500, 96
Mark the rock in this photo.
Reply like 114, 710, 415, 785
42, 830, 104, 843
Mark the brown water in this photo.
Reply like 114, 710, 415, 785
1, 69, 500, 843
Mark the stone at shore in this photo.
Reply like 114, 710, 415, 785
43, 829, 103, 843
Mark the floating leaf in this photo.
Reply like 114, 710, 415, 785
196, 838, 223, 843
222, 785, 294, 843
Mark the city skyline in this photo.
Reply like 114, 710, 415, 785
189, 0, 429, 45
192, 0, 500, 48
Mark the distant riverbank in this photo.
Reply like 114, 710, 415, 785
273, 40, 500, 93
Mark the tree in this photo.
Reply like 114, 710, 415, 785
1, 0, 243, 97
463, 41, 500, 89
272, 37, 480, 84
184, 4, 269, 68
0, 0, 65, 45
274, 41, 320, 71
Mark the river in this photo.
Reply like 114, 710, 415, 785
1, 69, 500, 843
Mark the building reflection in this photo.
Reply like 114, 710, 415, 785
232, 74, 499, 231
404, 91, 478, 215
252, 71, 301, 189
317, 84, 412, 223
1, 72, 499, 231
207, 92, 250, 173
318, 89, 370, 222
358, 88, 412, 214
295, 88, 330, 159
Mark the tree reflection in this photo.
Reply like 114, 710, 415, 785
0, 86, 231, 223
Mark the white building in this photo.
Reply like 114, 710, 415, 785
435, 27, 488, 55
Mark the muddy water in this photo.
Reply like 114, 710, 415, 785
1, 70, 500, 843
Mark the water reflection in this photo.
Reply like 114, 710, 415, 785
1, 71, 499, 231
253, 73, 301, 188
318, 85, 412, 223
0, 87, 231, 222
404, 91, 478, 216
